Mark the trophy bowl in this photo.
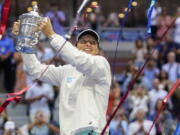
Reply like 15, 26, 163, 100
16, 3, 42, 54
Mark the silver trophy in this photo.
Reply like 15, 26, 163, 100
16, 2, 43, 54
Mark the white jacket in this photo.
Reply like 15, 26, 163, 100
21, 34, 111, 135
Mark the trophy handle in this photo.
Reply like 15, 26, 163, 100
42, 17, 48, 22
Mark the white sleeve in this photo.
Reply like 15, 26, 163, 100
25, 89, 34, 99
128, 124, 136, 135
47, 84, 54, 99
162, 64, 168, 72
21, 53, 64, 86
50, 34, 111, 83
150, 123, 156, 135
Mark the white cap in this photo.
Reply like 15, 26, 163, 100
76, 29, 100, 43
4, 121, 15, 130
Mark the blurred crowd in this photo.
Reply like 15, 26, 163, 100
0, 1, 180, 135
108, 38, 180, 134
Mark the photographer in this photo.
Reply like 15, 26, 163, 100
28, 111, 59, 135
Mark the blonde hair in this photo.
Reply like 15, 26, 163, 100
131, 84, 147, 98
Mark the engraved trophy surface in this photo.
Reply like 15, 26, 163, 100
16, 2, 42, 53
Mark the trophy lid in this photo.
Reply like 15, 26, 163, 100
19, 1, 41, 19
32, 1, 38, 6
31, 1, 38, 12
27, 7, 32, 12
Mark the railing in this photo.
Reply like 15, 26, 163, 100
99, 27, 148, 42
64, 26, 175, 42
8, 26, 174, 42
64, 27, 148, 42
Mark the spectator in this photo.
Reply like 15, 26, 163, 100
157, 70, 173, 91
87, 12, 99, 31
143, 59, 159, 90
162, 51, 180, 83
148, 78, 167, 115
161, 35, 179, 64
3, 121, 21, 135
79, 6, 104, 32
94, 6, 106, 27
133, 39, 147, 69
128, 84, 149, 121
107, 80, 121, 116
157, 7, 172, 39
45, 3, 66, 35
171, 85, 180, 120
104, 12, 119, 27
0, 34, 16, 93
145, 37, 159, 61
150, 2, 162, 39
153, 37, 164, 69
109, 108, 128, 135
148, 99, 174, 135
25, 80, 54, 122
122, 61, 138, 94
18, 124, 29, 135
174, 7, 180, 45
28, 111, 59, 135
128, 108, 156, 135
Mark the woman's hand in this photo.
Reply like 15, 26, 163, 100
38, 18, 55, 38
12, 21, 20, 35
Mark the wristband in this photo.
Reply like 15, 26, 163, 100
49, 33, 57, 41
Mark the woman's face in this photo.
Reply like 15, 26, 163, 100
136, 40, 143, 48
147, 60, 154, 69
77, 34, 99, 55
136, 86, 144, 96
147, 38, 154, 46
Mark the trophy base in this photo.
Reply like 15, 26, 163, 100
16, 45, 36, 54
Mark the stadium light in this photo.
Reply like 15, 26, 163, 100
91, 1, 98, 6
31, 1, 38, 6
132, 1, 138, 7
124, 8, 128, 12
118, 13, 125, 18
27, 7, 32, 12
87, 7, 93, 13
